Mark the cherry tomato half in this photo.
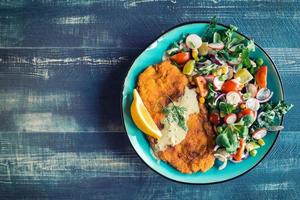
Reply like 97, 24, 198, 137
209, 112, 220, 125
170, 52, 190, 64
238, 108, 256, 119
221, 79, 240, 93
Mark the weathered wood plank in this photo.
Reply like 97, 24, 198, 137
0, 131, 298, 199
0, 1, 299, 47
0, 48, 297, 132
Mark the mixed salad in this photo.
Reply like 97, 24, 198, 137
163, 17, 293, 170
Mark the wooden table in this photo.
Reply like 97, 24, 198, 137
0, 1, 299, 199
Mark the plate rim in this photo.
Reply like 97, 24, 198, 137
120, 21, 285, 185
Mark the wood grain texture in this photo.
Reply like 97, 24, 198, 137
0, 0, 300, 48
0, 0, 299, 199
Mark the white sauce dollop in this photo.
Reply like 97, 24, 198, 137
154, 87, 200, 151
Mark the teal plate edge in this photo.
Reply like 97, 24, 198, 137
120, 21, 284, 184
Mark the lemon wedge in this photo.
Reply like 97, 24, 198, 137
130, 89, 162, 139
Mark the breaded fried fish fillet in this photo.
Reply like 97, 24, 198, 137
137, 60, 215, 173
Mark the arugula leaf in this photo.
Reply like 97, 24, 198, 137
219, 102, 235, 115
162, 104, 187, 131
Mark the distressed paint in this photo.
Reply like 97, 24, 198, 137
0, 0, 299, 200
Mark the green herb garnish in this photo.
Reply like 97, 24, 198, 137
253, 101, 293, 130
162, 103, 187, 131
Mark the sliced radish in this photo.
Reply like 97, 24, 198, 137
247, 83, 258, 98
214, 153, 228, 170
227, 58, 241, 66
224, 113, 237, 124
213, 76, 225, 91
208, 42, 225, 50
252, 128, 267, 139
246, 98, 260, 111
256, 88, 273, 103
204, 74, 215, 82
186, 34, 202, 49
226, 91, 242, 106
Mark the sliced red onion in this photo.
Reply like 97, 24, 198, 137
214, 153, 228, 170
208, 42, 225, 50
197, 59, 212, 67
214, 93, 225, 105
243, 151, 249, 159
209, 54, 224, 65
268, 125, 284, 131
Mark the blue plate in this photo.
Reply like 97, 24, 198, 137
121, 22, 284, 184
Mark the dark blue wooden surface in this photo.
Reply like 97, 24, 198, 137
0, 1, 299, 199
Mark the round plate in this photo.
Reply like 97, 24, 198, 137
121, 22, 284, 184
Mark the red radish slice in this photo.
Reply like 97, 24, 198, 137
226, 91, 242, 106
258, 92, 273, 103
213, 76, 225, 91
224, 113, 237, 124
227, 58, 241, 66
252, 128, 267, 139
246, 98, 260, 111
247, 84, 258, 98
208, 42, 225, 50
204, 74, 215, 82
186, 34, 202, 49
